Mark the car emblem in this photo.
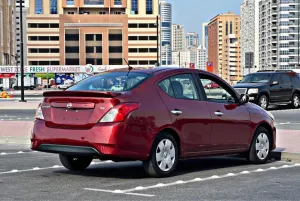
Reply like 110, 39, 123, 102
67, 103, 72, 109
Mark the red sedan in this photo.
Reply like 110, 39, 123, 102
204, 82, 219, 89
31, 67, 276, 177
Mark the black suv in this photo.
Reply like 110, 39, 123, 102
233, 70, 300, 110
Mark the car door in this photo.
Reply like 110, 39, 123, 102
196, 73, 251, 151
269, 73, 282, 102
280, 73, 294, 101
156, 73, 212, 156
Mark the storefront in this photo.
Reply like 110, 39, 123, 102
0, 65, 113, 89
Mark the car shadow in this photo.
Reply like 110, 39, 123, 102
53, 156, 278, 179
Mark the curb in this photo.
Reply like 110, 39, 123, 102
0, 98, 17, 102
271, 151, 300, 163
0, 136, 31, 145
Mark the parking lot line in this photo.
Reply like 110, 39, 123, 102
102, 163, 300, 194
83, 188, 155, 197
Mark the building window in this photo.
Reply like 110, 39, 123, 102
109, 34, 122, 41
35, 0, 43, 14
146, 0, 153, 14
85, 34, 94, 41
66, 0, 74, 5
109, 59, 122, 65
230, 21, 233, 34
65, 46, 79, 53
66, 59, 79, 65
86, 47, 94, 53
50, 0, 58, 14
131, 0, 138, 14
96, 46, 102, 53
114, 0, 122, 5
226, 22, 228, 35
109, 46, 122, 53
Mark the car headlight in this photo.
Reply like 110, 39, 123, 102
248, 88, 259, 94
265, 111, 275, 121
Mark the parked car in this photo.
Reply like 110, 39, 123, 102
31, 67, 276, 177
58, 80, 74, 90
233, 70, 300, 110
204, 82, 219, 89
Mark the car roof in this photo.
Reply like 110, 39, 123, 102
106, 66, 206, 75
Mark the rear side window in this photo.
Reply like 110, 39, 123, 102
67, 72, 151, 92
280, 74, 291, 85
158, 74, 199, 100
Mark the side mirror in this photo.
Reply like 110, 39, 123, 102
271, 81, 279, 86
239, 94, 249, 105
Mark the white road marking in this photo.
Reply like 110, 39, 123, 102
0, 151, 35, 156
106, 163, 300, 194
84, 188, 155, 197
0, 161, 112, 175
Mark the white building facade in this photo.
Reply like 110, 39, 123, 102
172, 48, 197, 68
202, 22, 209, 55
160, 1, 172, 65
185, 32, 199, 49
197, 45, 207, 70
172, 24, 185, 51
240, 0, 259, 75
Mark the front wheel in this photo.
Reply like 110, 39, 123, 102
247, 127, 271, 164
59, 154, 93, 171
258, 95, 269, 110
143, 133, 179, 177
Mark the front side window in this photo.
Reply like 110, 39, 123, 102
67, 72, 151, 92
158, 74, 199, 100
199, 75, 236, 103
35, 0, 43, 14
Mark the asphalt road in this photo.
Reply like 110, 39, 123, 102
0, 145, 299, 200
0, 106, 299, 130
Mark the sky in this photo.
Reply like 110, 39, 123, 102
168, 0, 243, 44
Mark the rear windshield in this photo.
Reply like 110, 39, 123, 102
67, 72, 151, 92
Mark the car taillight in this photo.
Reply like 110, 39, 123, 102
35, 104, 44, 120
99, 103, 139, 123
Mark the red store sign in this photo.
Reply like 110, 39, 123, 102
0, 73, 16, 78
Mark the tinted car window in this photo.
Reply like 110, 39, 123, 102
281, 74, 292, 84
158, 74, 199, 100
67, 72, 151, 92
271, 74, 280, 83
240, 73, 271, 83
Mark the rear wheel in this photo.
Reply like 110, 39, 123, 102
143, 133, 179, 177
258, 94, 269, 110
291, 93, 300, 108
247, 127, 271, 164
59, 154, 93, 171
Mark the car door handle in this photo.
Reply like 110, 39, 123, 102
171, 109, 182, 115
214, 111, 223, 117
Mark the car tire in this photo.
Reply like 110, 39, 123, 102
59, 154, 93, 171
143, 133, 179, 177
247, 127, 271, 164
291, 93, 300, 108
258, 94, 269, 110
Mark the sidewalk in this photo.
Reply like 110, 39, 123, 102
0, 101, 40, 109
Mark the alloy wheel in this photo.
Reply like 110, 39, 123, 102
260, 97, 267, 109
156, 139, 176, 172
255, 133, 270, 160
293, 95, 299, 108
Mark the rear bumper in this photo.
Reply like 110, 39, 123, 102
30, 120, 151, 161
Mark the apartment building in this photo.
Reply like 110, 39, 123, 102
26, 0, 160, 66
172, 24, 184, 51
185, 32, 199, 49
160, 0, 172, 65
0, 0, 16, 65
197, 45, 207, 70
259, 0, 300, 70
240, 0, 259, 75
172, 47, 197, 68
208, 12, 242, 83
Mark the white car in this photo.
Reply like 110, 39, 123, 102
58, 80, 74, 90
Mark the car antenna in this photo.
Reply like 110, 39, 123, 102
123, 58, 133, 76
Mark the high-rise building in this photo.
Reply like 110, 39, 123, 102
197, 45, 207, 70
26, 0, 160, 66
240, 0, 259, 76
208, 12, 241, 84
0, 0, 16, 66
172, 47, 197, 68
202, 23, 209, 54
172, 24, 184, 51
160, 0, 172, 65
15, 0, 29, 65
259, 0, 300, 70
185, 32, 199, 49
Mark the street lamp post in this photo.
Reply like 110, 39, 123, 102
19, 0, 26, 102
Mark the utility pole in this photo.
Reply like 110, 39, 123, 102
19, 0, 26, 102
156, 15, 159, 67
